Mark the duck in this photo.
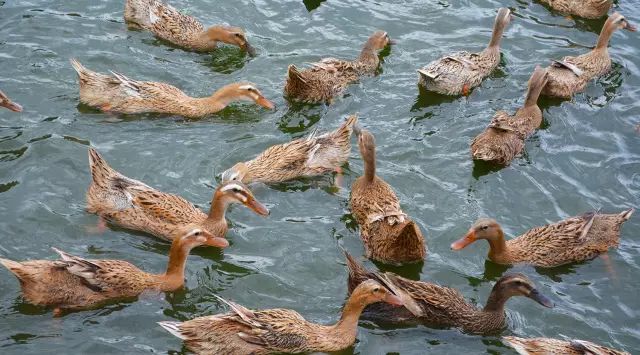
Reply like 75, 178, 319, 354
418, 8, 512, 96
284, 30, 393, 103
503, 336, 630, 355
344, 252, 554, 334
158, 279, 404, 355
86, 147, 269, 242
221, 115, 358, 184
349, 129, 426, 264
0, 226, 223, 316
451, 208, 634, 267
71, 59, 274, 118
124, 0, 255, 55
470, 66, 549, 165
542, 13, 636, 99
0, 90, 22, 112
538, 0, 613, 19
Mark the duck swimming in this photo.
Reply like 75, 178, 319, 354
284, 30, 393, 103
124, 0, 255, 55
538, 0, 613, 19
503, 336, 630, 355
71, 59, 274, 118
452, 209, 634, 267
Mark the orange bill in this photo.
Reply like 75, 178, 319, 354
384, 293, 404, 306
256, 96, 275, 110
206, 236, 230, 248
246, 197, 269, 216
451, 230, 476, 250
2, 101, 22, 112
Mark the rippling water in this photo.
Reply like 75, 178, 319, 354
0, 0, 638, 353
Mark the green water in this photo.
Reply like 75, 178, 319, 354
0, 0, 638, 354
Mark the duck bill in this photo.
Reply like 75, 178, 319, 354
451, 230, 476, 250
625, 22, 637, 32
383, 293, 404, 306
245, 197, 269, 217
528, 289, 554, 308
206, 236, 230, 248
256, 96, 275, 110
2, 101, 23, 112
242, 42, 257, 57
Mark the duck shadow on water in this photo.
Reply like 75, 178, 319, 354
302, 0, 327, 12
277, 102, 324, 135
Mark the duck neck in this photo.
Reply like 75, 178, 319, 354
326, 297, 367, 348
595, 23, 616, 51
357, 44, 380, 71
159, 241, 191, 291
483, 287, 509, 313
362, 147, 376, 184
524, 84, 544, 107
487, 20, 507, 50
486, 231, 509, 263
207, 193, 229, 222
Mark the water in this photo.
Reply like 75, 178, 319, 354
0, 0, 638, 354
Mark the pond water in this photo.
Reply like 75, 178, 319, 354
0, 0, 638, 354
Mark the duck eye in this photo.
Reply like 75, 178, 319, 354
234, 33, 243, 38
232, 188, 241, 193
373, 287, 380, 292
481, 225, 489, 231
194, 231, 201, 236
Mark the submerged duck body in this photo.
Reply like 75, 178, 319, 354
158, 279, 404, 355
124, 0, 255, 54
284, 31, 392, 103
221, 115, 358, 184
503, 336, 630, 355
345, 252, 554, 334
538, 0, 613, 19
452, 209, 634, 267
86, 148, 269, 242
418, 8, 512, 96
0, 228, 221, 315
542, 13, 636, 99
71, 60, 274, 118
350, 129, 426, 264
471, 66, 549, 165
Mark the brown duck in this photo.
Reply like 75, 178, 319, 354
470, 66, 549, 165
86, 148, 269, 242
71, 59, 274, 118
350, 129, 426, 264
124, 0, 255, 55
158, 279, 404, 355
0, 90, 22, 112
345, 252, 554, 334
284, 30, 393, 103
0, 227, 222, 316
503, 336, 630, 355
542, 13, 636, 99
221, 115, 358, 184
451, 208, 634, 267
538, 0, 613, 19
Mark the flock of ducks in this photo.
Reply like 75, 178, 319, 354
0, 0, 636, 354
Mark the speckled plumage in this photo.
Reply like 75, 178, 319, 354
86, 147, 268, 241
159, 279, 403, 354
471, 67, 549, 165
284, 31, 392, 103
0, 228, 220, 314
350, 130, 426, 264
503, 336, 630, 355
221, 115, 358, 184
71, 59, 272, 118
345, 256, 553, 334
453, 209, 634, 267
418, 8, 512, 95
538, 0, 613, 19
124, 0, 253, 53
542, 13, 635, 99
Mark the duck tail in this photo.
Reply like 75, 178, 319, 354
0, 258, 23, 273
394, 220, 427, 260
343, 250, 375, 294
287, 64, 308, 87
332, 114, 359, 139
619, 208, 634, 221
88, 148, 119, 187
158, 321, 186, 340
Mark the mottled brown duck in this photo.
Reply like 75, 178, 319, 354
503, 336, 630, 355
344, 253, 554, 334
452, 209, 634, 267
0, 227, 221, 316
470, 66, 549, 165
124, 0, 255, 55
0, 90, 22, 112
542, 13, 636, 99
284, 30, 393, 103
86, 148, 269, 242
349, 129, 426, 264
71, 59, 274, 118
158, 279, 404, 355
418, 8, 512, 96
538, 0, 613, 19
221, 115, 358, 184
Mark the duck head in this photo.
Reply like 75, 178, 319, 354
351, 279, 404, 307
608, 12, 636, 32
214, 180, 269, 217
221, 162, 250, 184
213, 83, 275, 110
364, 30, 394, 52
488, 273, 554, 309
173, 226, 229, 249
451, 218, 503, 250
205, 25, 256, 56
